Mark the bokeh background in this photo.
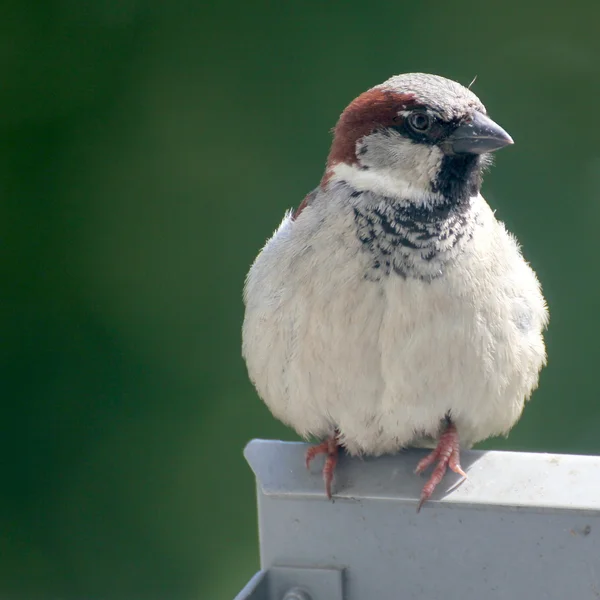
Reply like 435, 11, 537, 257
3, 1, 600, 598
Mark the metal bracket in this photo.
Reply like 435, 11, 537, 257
235, 566, 343, 600
236, 439, 600, 600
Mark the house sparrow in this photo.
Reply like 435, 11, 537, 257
242, 73, 548, 510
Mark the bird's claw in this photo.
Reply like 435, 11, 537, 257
415, 422, 467, 511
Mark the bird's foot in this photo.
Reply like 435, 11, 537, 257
415, 421, 467, 512
306, 434, 339, 499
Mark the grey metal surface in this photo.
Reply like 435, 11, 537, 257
234, 567, 343, 600
234, 571, 268, 600
268, 566, 343, 600
242, 439, 600, 600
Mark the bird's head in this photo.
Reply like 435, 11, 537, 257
322, 73, 513, 206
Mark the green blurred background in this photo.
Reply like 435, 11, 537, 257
2, 0, 599, 598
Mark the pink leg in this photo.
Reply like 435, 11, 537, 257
414, 421, 467, 512
306, 434, 340, 499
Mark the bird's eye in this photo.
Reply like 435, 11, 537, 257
408, 112, 432, 133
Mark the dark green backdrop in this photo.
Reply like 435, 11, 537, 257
3, 1, 599, 598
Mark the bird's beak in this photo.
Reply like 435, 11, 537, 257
444, 111, 514, 155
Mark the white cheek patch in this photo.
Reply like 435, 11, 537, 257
330, 162, 431, 204
330, 132, 445, 208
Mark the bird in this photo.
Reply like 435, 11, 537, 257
242, 73, 548, 511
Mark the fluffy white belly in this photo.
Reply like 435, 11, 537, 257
242, 203, 547, 456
